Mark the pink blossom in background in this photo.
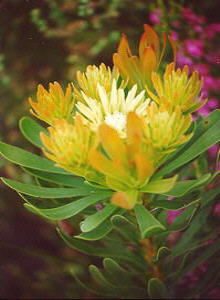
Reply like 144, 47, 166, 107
207, 98, 219, 109
176, 52, 193, 67
167, 209, 183, 224
170, 31, 179, 41
203, 76, 220, 91
149, 8, 162, 25
182, 7, 205, 25
208, 144, 219, 158
213, 202, 220, 217
198, 106, 210, 116
193, 63, 209, 75
184, 39, 204, 57
205, 23, 220, 38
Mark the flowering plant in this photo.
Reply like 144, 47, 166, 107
1, 25, 220, 298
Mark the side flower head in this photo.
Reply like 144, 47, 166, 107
113, 24, 176, 92
147, 62, 207, 113
29, 82, 75, 126
40, 116, 103, 184
74, 63, 126, 103
144, 102, 193, 158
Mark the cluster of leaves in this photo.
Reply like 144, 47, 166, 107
1, 0, 220, 298
0, 106, 220, 297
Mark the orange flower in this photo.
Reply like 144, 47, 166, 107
113, 24, 176, 91
29, 82, 74, 125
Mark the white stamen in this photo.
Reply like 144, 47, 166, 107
105, 112, 126, 132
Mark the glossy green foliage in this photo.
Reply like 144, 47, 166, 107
0, 111, 220, 299
156, 110, 220, 177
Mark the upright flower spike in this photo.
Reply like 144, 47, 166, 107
74, 63, 126, 103
147, 62, 207, 114
76, 79, 150, 137
143, 102, 193, 160
40, 117, 103, 184
29, 82, 74, 126
113, 24, 176, 92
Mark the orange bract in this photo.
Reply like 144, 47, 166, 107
29, 82, 74, 125
113, 24, 176, 91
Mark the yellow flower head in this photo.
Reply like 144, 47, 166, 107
29, 82, 74, 126
147, 62, 207, 113
113, 24, 176, 91
74, 63, 126, 103
76, 79, 150, 137
40, 116, 102, 183
144, 102, 193, 159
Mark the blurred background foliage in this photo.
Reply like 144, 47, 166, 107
0, 0, 219, 298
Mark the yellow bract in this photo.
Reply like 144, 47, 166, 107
113, 24, 176, 91
144, 102, 193, 159
74, 63, 126, 103
40, 117, 103, 183
29, 82, 74, 126
147, 62, 206, 113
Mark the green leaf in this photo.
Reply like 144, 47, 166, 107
75, 220, 113, 241
0, 141, 69, 174
140, 175, 177, 193
89, 265, 115, 289
153, 246, 171, 262
19, 116, 47, 148
22, 167, 86, 188
58, 228, 146, 270
24, 191, 113, 220
134, 205, 165, 239
176, 238, 220, 278
172, 204, 213, 255
156, 110, 220, 177
1, 177, 94, 198
162, 173, 211, 197
103, 258, 138, 286
201, 186, 220, 208
151, 198, 199, 210
166, 202, 198, 232
80, 204, 119, 232
147, 278, 168, 299
111, 215, 139, 243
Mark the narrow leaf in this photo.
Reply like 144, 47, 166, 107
0, 141, 69, 174
75, 220, 113, 241
19, 116, 47, 148
81, 204, 118, 232
22, 167, 86, 188
1, 177, 94, 198
135, 205, 165, 239
162, 173, 211, 197
147, 278, 168, 298
140, 175, 177, 193
151, 198, 199, 210
24, 191, 113, 220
